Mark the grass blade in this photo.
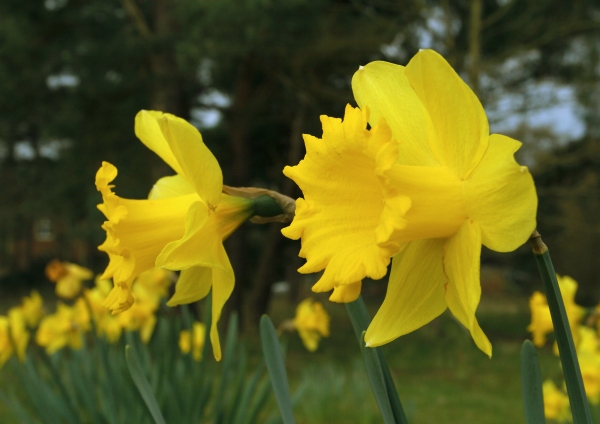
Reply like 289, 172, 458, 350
260, 315, 295, 424
520, 340, 546, 424
530, 231, 592, 424
125, 345, 166, 424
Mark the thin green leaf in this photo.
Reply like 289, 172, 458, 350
520, 340, 546, 424
346, 296, 408, 424
233, 360, 266, 424
260, 315, 295, 424
125, 345, 167, 424
360, 331, 396, 424
531, 233, 592, 424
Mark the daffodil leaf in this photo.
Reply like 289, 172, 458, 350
125, 345, 166, 424
520, 340, 545, 424
531, 236, 592, 424
260, 315, 295, 424
360, 331, 396, 424
346, 296, 408, 424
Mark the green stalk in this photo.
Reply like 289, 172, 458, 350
520, 340, 545, 424
530, 231, 592, 423
346, 295, 408, 424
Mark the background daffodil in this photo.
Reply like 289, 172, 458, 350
527, 274, 585, 347
96, 111, 254, 360
284, 49, 537, 357
293, 298, 331, 352
45, 260, 93, 299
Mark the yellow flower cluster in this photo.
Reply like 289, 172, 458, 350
96, 111, 254, 360
283, 49, 537, 356
36, 298, 90, 354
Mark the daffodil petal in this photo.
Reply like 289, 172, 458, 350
155, 201, 224, 271
465, 133, 537, 252
329, 282, 361, 303
149, 174, 195, 200
405, 50, 489, 179
443, 220, 492, 357
167, 266, 213, 306
155, 112, 223, 206
352, 61, 437, 166
209, 245, 235, 361
135, 111, 184, 176
365, 239, 447, 347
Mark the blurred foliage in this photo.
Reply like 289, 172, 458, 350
3, 0, 600, 320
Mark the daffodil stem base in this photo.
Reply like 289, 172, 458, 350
530, 232, 592, 424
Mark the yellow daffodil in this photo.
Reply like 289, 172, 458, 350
293, 298, 330, 352
179, 321, 206, 361
96, 110, 255, 360
527, 291, 553, 347
8, 308, 30, 362
19, 290, 45, 328
283, 49, 537, 357
576, 327, 600, 404
45, 260, 93, 299
543, 379, 571, 422
527, 275, 585, 347
117, 283, 159, 344
85, 277, 123, 343
0, 317, 13, 367
36, 298, 90, 354
0, 309, 30, 366
134, 267, 173, 302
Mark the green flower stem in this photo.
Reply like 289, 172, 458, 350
253, 195, 285, 217
530, 231, 592, 424
346, 295, 408, 424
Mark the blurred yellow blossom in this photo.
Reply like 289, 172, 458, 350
543, 379, 571, 422
36, 298, 90, 354
96, 111, 254, 360
527, 274, 585, 348
46, 260, 93, 299
85, 277, 123, 343
134, 267, 173, 302
19, 290, 44, 328
284, 50, 537, 356
576, 327, 600, 404
179, 322, 206, 361
527, 291, 554, 347
8, 308, 30, 362
0, 309, 31, 367
117, 288, 158, 344
293, 298, 330, 352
